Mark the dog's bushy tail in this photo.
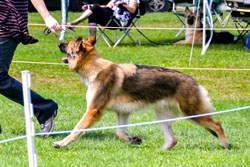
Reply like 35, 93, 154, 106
198, 85, 213, 114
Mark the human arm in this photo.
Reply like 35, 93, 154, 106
30, 0, 61, 36
106, 0, 115, 8
82, 0, 113, 11
115, 1, 138, 14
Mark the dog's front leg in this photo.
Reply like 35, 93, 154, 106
53, 108, 103, 148
53, 86, 106, 148
174, 39, 193, 45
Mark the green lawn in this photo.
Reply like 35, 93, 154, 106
0, 11, 250, 167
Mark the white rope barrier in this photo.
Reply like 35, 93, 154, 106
35, 105, 250, 136
12, 61, 250, 71
0, 135, 27, 144
13, 60, 66, 66
1, 105, 249, 144
28, 23, 250, 31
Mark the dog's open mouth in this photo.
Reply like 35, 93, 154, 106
62, 56, 69, 64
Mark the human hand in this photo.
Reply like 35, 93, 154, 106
44, 15, 62, 36
64, 22, 75, 30
115, 1, 123, 7
82, 4, 88, 10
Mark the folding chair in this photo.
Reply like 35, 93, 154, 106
230, 6, 250, 42
96, 3, 144, 47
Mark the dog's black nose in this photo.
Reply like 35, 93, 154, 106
187, 18, 194, 25
58, 43, 64, 48
59, 43, 66, 54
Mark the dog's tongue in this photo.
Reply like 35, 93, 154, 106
62, 57, 68, 64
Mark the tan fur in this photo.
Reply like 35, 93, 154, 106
53, 35, 231, 149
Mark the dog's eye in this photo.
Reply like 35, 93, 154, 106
69, 51, 76, 58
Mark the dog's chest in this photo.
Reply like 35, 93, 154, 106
77, 73, 96, 88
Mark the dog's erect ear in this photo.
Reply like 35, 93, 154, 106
75, 36, 85, 52
87, 35, 96, 46
198, 8, 201, 14
194, 8, 201, 17
185, 7, 191, 14
76, 37, 83, 43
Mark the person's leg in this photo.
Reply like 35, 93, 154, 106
88, 23, 97, 37
88, 6, 115, 36
0, 37, 58, 125
70, 9, 93, 26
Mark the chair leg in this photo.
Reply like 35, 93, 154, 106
214, 10, 232, 28
96, 27, 113, 47
233, 20, 250, 42
96, 19, 115, 47
174, 14, 186, 37
113, 31, 129, 47
113, 21, 138, 48
176, 25, 186, 37
96, 15, 142, 47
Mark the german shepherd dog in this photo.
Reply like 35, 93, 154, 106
175, 7, 235, 45
53, 35, 231, 149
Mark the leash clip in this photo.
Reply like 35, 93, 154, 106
43, 27, 51, 36
43, 26, 76, 40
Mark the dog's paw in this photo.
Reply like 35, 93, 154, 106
129, 136, 142, 145
162, 140, 177, 150
223, 143, 232, 149
53, 141, 64, 148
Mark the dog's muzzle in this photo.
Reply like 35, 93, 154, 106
62, 57, 69, 64
59, 43, 67, 54
59, 43, 69, 64
187, 18, 194, 25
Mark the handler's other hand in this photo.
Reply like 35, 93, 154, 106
82, 4, 88, 10
115, 1, 122, 7
64, 22, 76, 30
45, 15, 62, 36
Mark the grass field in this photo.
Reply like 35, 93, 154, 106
0, 11, 250, 167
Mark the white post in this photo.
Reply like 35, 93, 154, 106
202, 0, 206, 54
22, 71, 38, 167
59, 0, 69, 42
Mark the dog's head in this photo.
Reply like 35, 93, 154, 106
59, 35, 96, 71
184, 7, 201, 28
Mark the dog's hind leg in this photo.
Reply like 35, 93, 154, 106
116, 112, 142, 145
154, 108, 178, 150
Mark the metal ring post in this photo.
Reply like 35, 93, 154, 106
22, 70, 37, 167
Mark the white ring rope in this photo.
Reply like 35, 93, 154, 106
0, 135, 27, 144
28, 23, 250, 31
1, 106, 249, 144
12, 61, 250, 71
